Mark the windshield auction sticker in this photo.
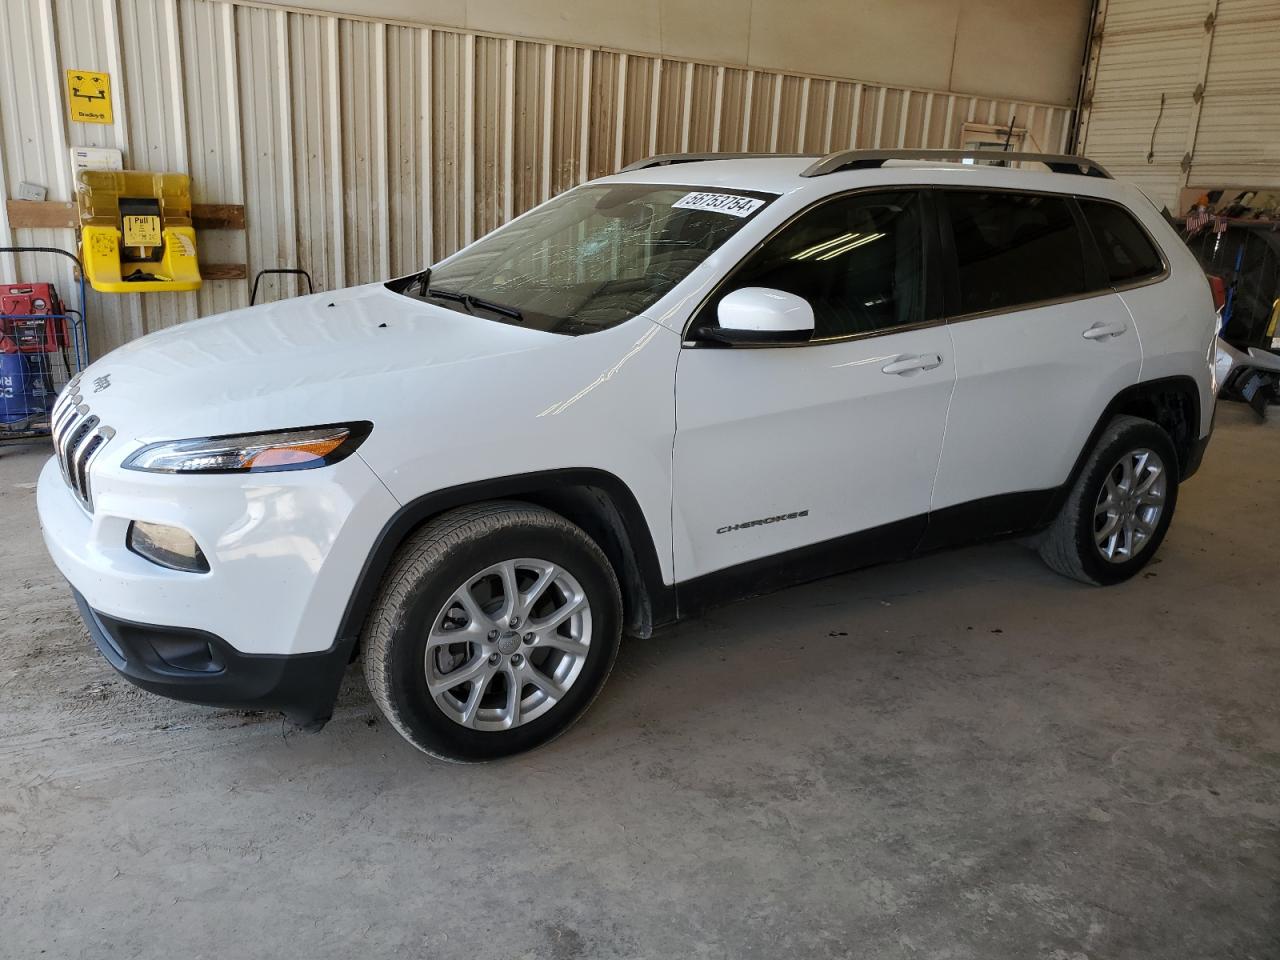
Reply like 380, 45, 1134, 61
672, 192, 766, 217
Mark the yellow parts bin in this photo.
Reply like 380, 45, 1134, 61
77, 170, 202, 293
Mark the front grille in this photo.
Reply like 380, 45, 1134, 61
50, 376, 116, 512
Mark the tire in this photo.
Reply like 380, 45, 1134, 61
1038, 415, 1179, 586
362, 501, 622, 761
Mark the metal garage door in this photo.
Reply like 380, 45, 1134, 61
1077, 0, 1280, 211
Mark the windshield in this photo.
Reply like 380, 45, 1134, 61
390, 183, 777, 335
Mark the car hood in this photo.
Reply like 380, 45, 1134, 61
74, 283, 564, 441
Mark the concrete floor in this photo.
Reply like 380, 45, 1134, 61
1, 404, 1278, 959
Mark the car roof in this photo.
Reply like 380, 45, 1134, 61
603, 156, 819, 193
597, 154, 1140, 207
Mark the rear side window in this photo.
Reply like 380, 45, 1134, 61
1079, 199, 1164, 284
944, 191, 1088, 315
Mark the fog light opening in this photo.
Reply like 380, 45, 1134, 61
127, 520, 210, 574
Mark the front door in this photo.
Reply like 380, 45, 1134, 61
671, 189, 955, 595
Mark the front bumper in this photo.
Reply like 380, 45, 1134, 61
37, 451, 399, 657
73, 588, 350, 727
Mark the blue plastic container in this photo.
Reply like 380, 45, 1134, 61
0, 352, 45, 424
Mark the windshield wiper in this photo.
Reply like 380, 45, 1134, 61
464, 295, 523, 322
425, 286, 471, 310
425, 287, 523, 323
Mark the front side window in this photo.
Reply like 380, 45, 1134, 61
1079, 199, 1165, 285
944, 190, 1089, 315
697, 191, 927, 339
394, 184, 775, 336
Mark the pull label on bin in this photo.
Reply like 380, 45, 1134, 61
123, 215, 161, 248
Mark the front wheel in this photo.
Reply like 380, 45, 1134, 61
362, 502, 622, 761
1038, 415, 1179, 585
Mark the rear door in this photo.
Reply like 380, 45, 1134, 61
926, 188, 1141, 540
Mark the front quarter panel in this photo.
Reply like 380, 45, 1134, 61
358, 316, 682, 585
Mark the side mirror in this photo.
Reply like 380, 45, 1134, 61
698, 287, 815, 345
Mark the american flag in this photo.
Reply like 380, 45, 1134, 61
1184, 208, 1212, 235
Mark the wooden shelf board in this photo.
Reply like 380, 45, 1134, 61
5, 199, 245, 231
199, 263, 247, 281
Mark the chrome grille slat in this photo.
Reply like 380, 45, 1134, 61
51, 378, 81, 432
54, 401, 86, 465
51, 397, 80, 438
75, 435, 104, 496
53, 406, 83, 485
48, 380, 113, 512
70, 422, 102, 502
76, 426, 114, 511
51, 395, 85, 486
62, 414, 97, 484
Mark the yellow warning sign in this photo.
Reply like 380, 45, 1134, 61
123, 215, 161, 248
66, 69, 113, 124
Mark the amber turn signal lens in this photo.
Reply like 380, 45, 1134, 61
243, 435, 349, 469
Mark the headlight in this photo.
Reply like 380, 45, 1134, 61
127, 520, 210, 573
123, 422, 371, 474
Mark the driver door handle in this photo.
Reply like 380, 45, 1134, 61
1082, 320, 1128, 340
881, 353, 944, 375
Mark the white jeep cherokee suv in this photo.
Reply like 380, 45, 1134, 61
38, 150, 1217, 760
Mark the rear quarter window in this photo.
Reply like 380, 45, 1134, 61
1078, 199, 1165, 285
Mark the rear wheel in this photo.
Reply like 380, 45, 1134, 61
362, 502, 621, 761
1038, 415, 1179, 585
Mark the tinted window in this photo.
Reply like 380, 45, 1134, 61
1079, 199, 1164, 284
701, 191, 926, 339
945, 191, 1088, 315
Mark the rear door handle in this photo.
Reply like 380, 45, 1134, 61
881, 353, 944, 375
1082, 321, 1128, 340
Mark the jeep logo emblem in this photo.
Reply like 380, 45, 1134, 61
92, 374, 111, 393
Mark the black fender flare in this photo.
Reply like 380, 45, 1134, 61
332, 468, 674, 658
1041, 374, 1204, 525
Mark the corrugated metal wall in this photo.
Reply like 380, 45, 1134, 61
1077, 0, 1280, 210
0, 0, 1074, 358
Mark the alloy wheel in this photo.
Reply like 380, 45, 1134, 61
424, 559, 592, 731
1093, 447, 1166, 563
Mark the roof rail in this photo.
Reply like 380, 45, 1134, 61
800, 149, 1112, 179
619, 152, 810, 172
